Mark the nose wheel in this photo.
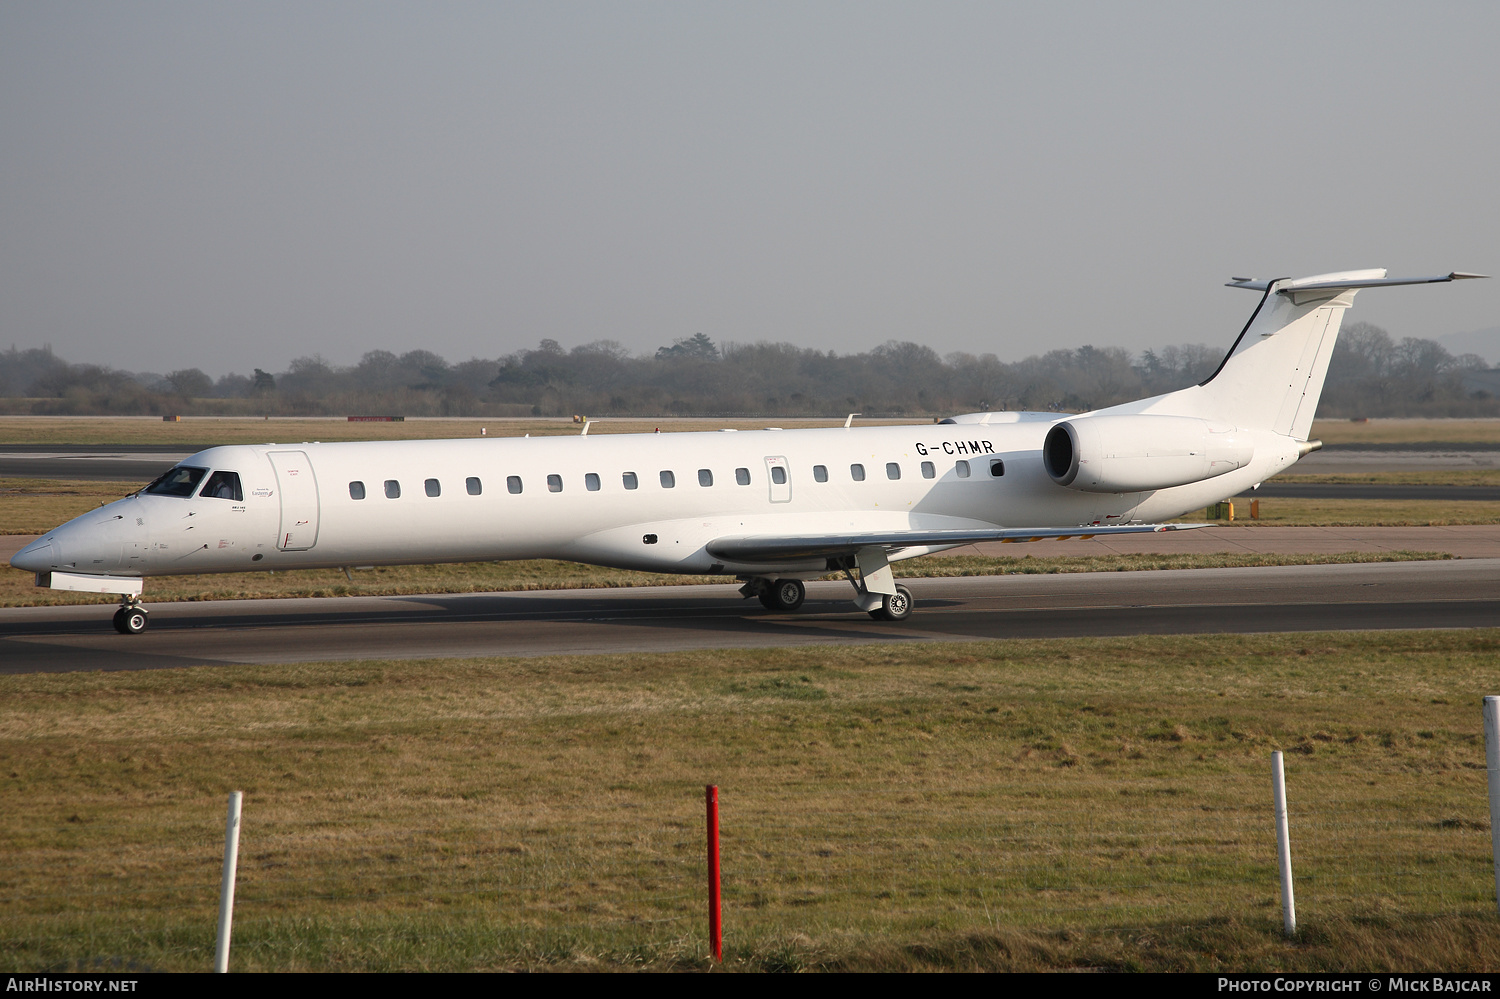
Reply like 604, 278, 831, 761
867, 585, 913, 622
113, 602, 149, 635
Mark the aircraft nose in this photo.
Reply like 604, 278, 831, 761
10, 538, 57, 574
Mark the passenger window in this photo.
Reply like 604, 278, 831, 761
384, 480, 401, 499
921, 461, 935, 479
990, 459, 1006, 477
850, 463, 866, 481
466, 477, 482, 495
735, 467, 750, 486
698, 469, 713, 487
813, 465, 828, 482
199, 470, 243, 501
956, 460, 970, 478
660, 470, 675, 488
507, 475, 522, 494
425, 478, 441, 497
886, 462, 901, 480
349, 481, 366, 500
623, 472, 638, 490
547, 474, 563, 493
145, 466, 207, 497
585, 472, 601, 491
771, 466, 787, 485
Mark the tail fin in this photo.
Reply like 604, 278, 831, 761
1130, 269, 1486, 439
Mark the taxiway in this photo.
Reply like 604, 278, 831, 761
1, 558, 1494, 674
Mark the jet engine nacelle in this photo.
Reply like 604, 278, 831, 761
1043, 415, 1254, 493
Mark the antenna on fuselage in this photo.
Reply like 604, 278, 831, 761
844, 413, 861, 429
581, 421, 591, 436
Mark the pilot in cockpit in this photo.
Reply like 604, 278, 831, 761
200, 471, 242, 501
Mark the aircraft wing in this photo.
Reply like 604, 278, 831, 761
706, 523, 1209, 563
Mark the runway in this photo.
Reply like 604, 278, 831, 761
0, 446, 188, 481
1235, 482, 1500, 500
2, 558, 1495, 674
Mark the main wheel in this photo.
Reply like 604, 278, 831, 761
756, 583, 778, 610
113, 606, 149, 635
770, 578, 806, 612
867, 585, 913, 622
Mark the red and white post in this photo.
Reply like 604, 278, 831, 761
1484, 696, 1500, 915
706, 784, 722, 962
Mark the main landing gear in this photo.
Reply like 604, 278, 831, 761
113, 596, 149, 635
742, 577, 806, 612
739, 574, 915, 622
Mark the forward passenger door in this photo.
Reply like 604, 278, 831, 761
268, 450, 320, 551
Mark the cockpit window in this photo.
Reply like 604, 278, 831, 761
145, 466, 207, 497
199, 470, 243, 501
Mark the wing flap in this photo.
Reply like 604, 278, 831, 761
706, 523, 1209, 563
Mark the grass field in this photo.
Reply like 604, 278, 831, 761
0, 415, 917, 447
1309, 419, 1500, 446
0, 475, 1477, 606
1, 631, 1496, 972
11, 477, 1500, 540
1282, 470, 1500, 486
4, 415, 1500, 446
1200, 498, 1500, 527
0, 550, 1450, 607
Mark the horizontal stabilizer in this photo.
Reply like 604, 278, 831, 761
707, 523, 1208, 563
1227, 271, 1488, 293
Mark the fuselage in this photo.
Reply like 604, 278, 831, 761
18, 419, 1303, 581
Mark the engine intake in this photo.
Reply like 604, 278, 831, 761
1044, 415, 1253, 493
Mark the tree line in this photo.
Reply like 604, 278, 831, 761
1, 323, 1493, 419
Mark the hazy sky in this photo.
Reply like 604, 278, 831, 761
2, 1, 1497, 376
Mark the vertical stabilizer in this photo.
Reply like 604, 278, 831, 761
1203, 270, 1381, 440
1113, 270, 1486, 439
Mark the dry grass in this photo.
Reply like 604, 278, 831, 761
0, 478, 139, 534
1196, 498, 1500, 527
0, 551, 1450, 608
1308, 418, 1500, 445
1282, 470, 1500, 486
4, 415, 1499, 446
0, 416, 916, 446
1, 631, 1497, 971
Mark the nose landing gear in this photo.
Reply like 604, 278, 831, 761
113, 597, 149, 635
867, 584, 913, 622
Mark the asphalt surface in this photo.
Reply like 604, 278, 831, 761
1234, 482, 1500, 500
0, 447, 187, 481
2, 559, 1495, 674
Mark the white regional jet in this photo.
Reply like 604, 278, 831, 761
10, 269, 1486, 634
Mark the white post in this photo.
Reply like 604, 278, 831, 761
214, 791, 243, 973
1272, 751, 1296, 937
1484, 697, 1500, 915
